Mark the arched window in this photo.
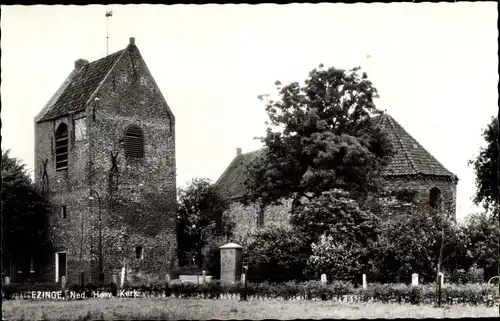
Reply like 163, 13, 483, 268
124, 125, 144, 158
55, 123, 68, 170
429, 187, 442, 209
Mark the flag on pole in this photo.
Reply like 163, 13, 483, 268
106, 11, 113, 17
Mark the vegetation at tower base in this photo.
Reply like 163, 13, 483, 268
176, 177, 233, 274
244, 64, 394, 211
1, 149, 53, 281
469, 116, 499, 213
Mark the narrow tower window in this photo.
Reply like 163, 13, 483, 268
55, 123, 69, 170
429, 187, 442, 209
61, 205, 67, 219
135, 246, 143, 260
124, 125, 144, 158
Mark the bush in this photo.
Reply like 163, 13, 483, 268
245, 225, 310, 283
306, 233, 367, 283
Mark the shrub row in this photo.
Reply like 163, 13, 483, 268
3, 280, 498, 306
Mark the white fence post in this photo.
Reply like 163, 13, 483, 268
362, 273, 367, 289
321, 273, 327, 285
411, 273, 419, 286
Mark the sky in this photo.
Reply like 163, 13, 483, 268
1, 3, 498, 221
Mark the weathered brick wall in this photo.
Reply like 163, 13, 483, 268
225, 177, 457, 244
34, 43, 177, 284
382, 176, 457, 218
34, 113, 95, 284
86, 44, 177, 281
225, 199, 291, 247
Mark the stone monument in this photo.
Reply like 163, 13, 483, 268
220, 243, 242, 284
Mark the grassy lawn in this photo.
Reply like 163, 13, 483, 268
2, 298, 497, 320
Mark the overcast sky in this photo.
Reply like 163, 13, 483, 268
1, 3, 497, 221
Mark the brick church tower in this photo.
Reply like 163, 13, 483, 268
34, 38, 177, 284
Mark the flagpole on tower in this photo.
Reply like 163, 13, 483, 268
105, 10, 113, 55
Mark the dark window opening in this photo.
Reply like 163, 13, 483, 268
124, 125, 144, 158
30, 256, 35, 273
55, 123, 68, 170
61, 205, 67, 219
135, 246, 143, 260
429, 187, 442, 209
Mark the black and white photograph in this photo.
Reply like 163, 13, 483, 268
1, 2, 499, 319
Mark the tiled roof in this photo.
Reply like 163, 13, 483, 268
37, 49, 125, 122
374, 114, 456, 179
215, 113, 457, 201
214, 149, 266, 201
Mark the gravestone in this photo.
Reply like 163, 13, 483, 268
411, 273, 419, 286
4, 277, 10, 285
220, 243, 243, 284
321, 274, 327, 285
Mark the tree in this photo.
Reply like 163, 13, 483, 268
462, 211, 499, 280
306, 233, 367, 283
244, 225, 310, 283
469, 116, 499, 213
176, 177, 232, 267
2, 149, 52, 279
245, 65, 394, 210
291, 189, 380, 247
371, 206, 465, 283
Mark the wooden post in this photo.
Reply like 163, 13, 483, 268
438, 273, 443, 307
202, 270, 206, 284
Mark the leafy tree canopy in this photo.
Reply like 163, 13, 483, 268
469, 116, 499, 213
291, 189, 380, 247
176, 177, 231, 266
2, 149, 51, 262
245, 65, 394, 208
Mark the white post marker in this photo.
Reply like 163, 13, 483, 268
321, 273, 327, 285
438, 272, 444, 287
412, 273, 419, 286
120, 266, 126, 287
362, 273, 367, 289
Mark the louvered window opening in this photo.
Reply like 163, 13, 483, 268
55, 124, 68, 170
124, 126, 144, 158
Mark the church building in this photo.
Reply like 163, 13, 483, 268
33, 37, 177, 285
215, 113, 459, 239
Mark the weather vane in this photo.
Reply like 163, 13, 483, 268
105, 10, 113, 55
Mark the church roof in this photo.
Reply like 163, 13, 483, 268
36, 48, 126, 122
215, 113, 457, 201
373, 114, 456, 179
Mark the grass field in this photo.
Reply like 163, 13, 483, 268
2, 298, 497, 320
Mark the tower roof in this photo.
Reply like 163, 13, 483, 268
36, 49, 125, 123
